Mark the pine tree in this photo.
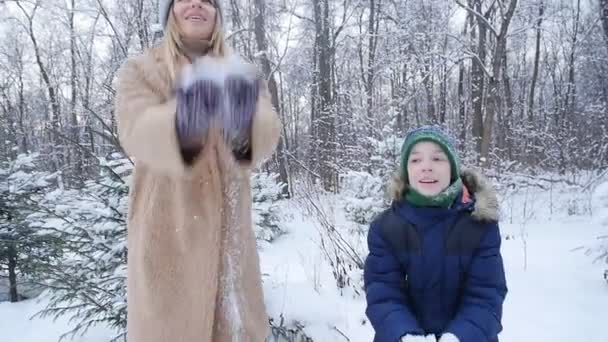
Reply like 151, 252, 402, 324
27, 154, 130, 341
251, 172, 287, 244
0, 153, 60, 302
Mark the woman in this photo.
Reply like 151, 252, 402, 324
363, 126, 508, 342
114, 0, 280, 341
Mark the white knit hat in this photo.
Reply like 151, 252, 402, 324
158, 0, 223, 31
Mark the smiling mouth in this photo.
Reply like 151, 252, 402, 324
186, 16, 207, 22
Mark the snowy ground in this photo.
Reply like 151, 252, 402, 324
500, 218, 608, 342
2, 188, 608, 342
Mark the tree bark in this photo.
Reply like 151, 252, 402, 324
601, 0, 608, 49
480, 0, 518, 163
471, 0, 488, 156
16, 1, 62, 172
69, 0, 84, 186
563, 0, 581, 117
312, 0, 336, 191
458, 60, 467, 143
502, 54, 515, 160
8, 243, 19, 303
439, 36, 448, 124
364, 0, 380, 124
253, 0, 291, 197
528, 0, 544, 122
422, 61, 437, 123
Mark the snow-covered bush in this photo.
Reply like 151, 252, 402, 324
592, 181, 608, 227
299, 184, 366, 295
0, 153, 59, 302
268, 315, 313, 342
340, 171, 386, 226
27, 154, 130, 341
252, 172, 287, 243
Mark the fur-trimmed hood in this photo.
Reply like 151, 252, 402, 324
390, 168, 499, 222
461, 169, 499, 222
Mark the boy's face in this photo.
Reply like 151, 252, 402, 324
407, 141, 451, 196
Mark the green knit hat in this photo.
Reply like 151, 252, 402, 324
400, 125, 460, 184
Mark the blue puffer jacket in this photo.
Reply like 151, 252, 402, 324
364, 170, 508, 342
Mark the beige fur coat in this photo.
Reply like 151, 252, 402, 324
115, 46, 280, 342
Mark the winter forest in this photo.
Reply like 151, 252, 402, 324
1, 0, 608, 341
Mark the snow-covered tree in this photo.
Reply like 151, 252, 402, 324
341, 170, 386, 226
0, 153, 59, 302
252, 172, 287, 244
27, 154, 130, 341
23, 163, 287, 340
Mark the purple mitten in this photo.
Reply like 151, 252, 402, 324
175, 78, 223, 164
175, 79, 222, 147
222, 76, 260, 159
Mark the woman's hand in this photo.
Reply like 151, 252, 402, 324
401, 334, 437, 342
438, 333, 459, 342
175, 79, 222, 150
222, 76, 260, 155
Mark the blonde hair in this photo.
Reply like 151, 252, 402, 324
161, 9, 227, 82
388, 170, 407, 201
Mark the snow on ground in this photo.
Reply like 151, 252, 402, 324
2, 186, 608, 342
499, 217, 608, 342
260, 192, 608, 342
0, 298, 115, 342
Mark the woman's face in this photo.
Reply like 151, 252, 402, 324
406, 141, 452, 196
173, 0, 217, 41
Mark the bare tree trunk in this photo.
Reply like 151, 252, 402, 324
439, 36, 448, 124
421, 62, 437, 123
312, 0, 335, 191
1, 46, 29, 154
556, 0, 581, 174
8, 43, 30, 154
471, 0, 488, 156
133, 0, 150, 51
95, 0, 128, 59
459, 7, 474, 144
253, 0, 291, 197
458, 60, 467, 143
563, 0, 581, 116
0, 91, 18, 158
550, 53, 562, 127
389, 58, 409, 133
17, 65, 28, 153
601, 0, 608, 49
364, 0, 380, 124
16, 1, 62, 172
8, 243, 19, 302
414, 96, 421, 126
481, 0, 518, 163
502, 53, 515, 160
400, 63, 408, 132
518, 46, 527, 120
309, 38, 319, 176
390, 75, 400, 132
528, 0, 544, 122
69, 0, 84, 186
229, 0, 251, 56
82, 14, 101, 158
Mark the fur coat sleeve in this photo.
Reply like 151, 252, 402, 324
115, 53, 280, 175
115, 57, 185, 175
